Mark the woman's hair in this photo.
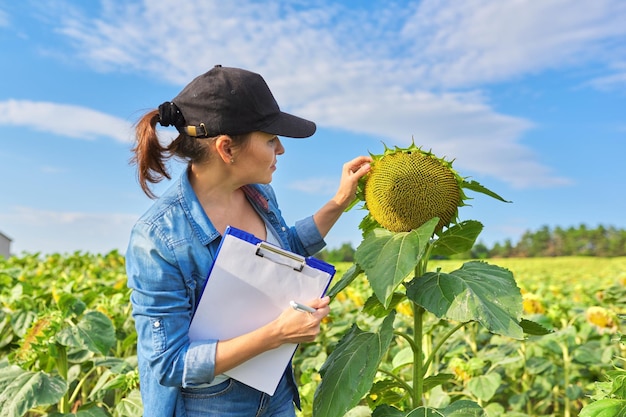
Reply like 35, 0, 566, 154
130, 109, 249, 198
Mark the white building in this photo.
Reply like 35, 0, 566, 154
0, 231, 12, 258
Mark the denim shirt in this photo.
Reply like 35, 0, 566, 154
125, 169, 326, 417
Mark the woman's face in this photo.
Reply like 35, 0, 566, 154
235, 131, 285, 184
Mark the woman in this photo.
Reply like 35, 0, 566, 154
126, 65, 371, 417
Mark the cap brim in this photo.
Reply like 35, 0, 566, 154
260, 112, 316, 138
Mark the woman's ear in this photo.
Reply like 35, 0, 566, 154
214, 135, 234, 164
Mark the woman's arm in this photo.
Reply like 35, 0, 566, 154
129, 221, 332, 385
126, 223, 201, 387
313, 156, 372, 238
213, 296, 331, 375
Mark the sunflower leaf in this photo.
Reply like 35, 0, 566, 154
327, 263, 363, 299
432, 220, 484, 256
56, 311, 116, 355
356, 219, 438, 308
0, 359, 67, 417
406, 261, 524, 339
313, 312, 396, 417
461, 180, 511, 203
579, 399, 626, 417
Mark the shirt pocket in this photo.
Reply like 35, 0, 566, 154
150, 317, 167, 353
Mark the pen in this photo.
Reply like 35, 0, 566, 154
290, 300, 317, 314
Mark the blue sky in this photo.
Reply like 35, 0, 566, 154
1, 0, 624, 256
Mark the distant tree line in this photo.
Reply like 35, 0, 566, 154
317, 242, 356, 263
484, 224, 626, 258
318, 224, 626, 262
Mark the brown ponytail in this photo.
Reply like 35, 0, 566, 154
130, 110, 172, 199
130, 110, 249, 198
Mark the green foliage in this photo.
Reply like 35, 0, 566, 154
581, 355, 626, 417
2, 249, 625, 416
314, 313, 396, 417
0, 251, 140, 417
355, 219, 437, 308
430, 221, 484, 257
306, 253, 625, 417
406, 261, 523, 339
0, 359, 67, 416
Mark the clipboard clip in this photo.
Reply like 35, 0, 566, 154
255, 242, 305, 272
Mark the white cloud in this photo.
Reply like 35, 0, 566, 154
401, 0, 626, 88
51, 1, 626, 88
0, 206, 138, 255
0, 99, 133, 143
299, 88, 570, 188
25, 0, 626, 189
588, 62, 626, 90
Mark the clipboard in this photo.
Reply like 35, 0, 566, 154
188, 226, 335, 395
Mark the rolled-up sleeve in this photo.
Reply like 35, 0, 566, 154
182, 341, 218, 386
294, 215, 325, 255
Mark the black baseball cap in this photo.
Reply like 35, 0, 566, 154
170, 65, 316, 138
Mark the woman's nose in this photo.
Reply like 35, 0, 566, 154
276, 138, 285, 155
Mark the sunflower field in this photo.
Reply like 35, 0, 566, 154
303, 256, 626, 417
1, 251, 625, 416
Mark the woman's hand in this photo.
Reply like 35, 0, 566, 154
214, 296, 330, 375
271, 296, 331, 346
332, 156, 372, 210
313, 155, 372, 238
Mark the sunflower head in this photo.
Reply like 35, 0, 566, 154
360, 142, 466, 233
586, 306, 616, 330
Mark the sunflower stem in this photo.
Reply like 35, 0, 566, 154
411, 246, 430, 408
413, 303, 425, 407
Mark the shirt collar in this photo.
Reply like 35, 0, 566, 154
178, 169, 220, 245
177, 170, 271, 245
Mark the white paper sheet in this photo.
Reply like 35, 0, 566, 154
188, 227, 334, 395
